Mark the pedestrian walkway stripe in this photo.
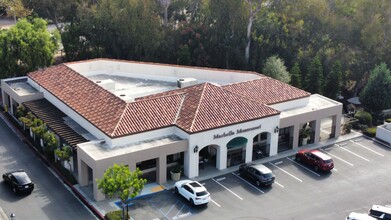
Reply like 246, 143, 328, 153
213, 178, 244, 200
268, 162, 303, 182
350, 140, 384, 157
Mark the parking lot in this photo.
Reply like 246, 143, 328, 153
129, 136, 391, 220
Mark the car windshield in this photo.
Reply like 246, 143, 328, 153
324, 159, 333, 163
14, 172, 31, 185
196, 191, 208, 197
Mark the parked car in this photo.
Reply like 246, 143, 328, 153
295, 149, 334, 172
368, 205, 391, 220
2, 170, 34, 194
239, 163, 275, 187
346, 212, 377, 220
174, 180, 210, 206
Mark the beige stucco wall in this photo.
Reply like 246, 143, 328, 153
78, 139, 188, 201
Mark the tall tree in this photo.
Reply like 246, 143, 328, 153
290, 62, 302, 88
324, 61, 342, 100
97, 164, 147, 220
304, 56, 323, 94
360, 63, 391, 119
206, 0, 247, 69
244, 0, 264, 66
262, 55, 290, 83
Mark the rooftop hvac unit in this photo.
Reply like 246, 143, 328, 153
177, 78, 198, 88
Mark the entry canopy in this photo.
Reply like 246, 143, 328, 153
227, 137, 248, 149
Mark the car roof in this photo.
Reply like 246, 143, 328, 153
11, 171, 31, 184
311, 150, 332, 160
251, 164, 272, 174
187, 181, 207, 193
370, 205, 391, 214
347, 212, 377, 220
178, 180, 207, 193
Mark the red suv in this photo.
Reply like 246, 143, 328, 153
295, 149, 334, 172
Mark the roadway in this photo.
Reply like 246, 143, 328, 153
0, 117, 97, 220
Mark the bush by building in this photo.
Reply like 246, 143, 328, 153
354, 111, 372, 127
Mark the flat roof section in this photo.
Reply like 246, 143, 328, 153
87, 74, 178, 102
78, 135, 184, 161
279, 94, 342, 118
6, 78, 39, 96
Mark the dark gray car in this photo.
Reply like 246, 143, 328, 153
239, 163, 275, 187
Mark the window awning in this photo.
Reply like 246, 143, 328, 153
227, 137, 248, 149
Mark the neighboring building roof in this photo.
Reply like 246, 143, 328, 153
27, 62, 309, 138
223, 77, 310, 105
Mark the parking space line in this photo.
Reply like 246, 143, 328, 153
213, 178, 244, 200
287, 157, 321, 177
350, 140, 384, 157
174, 204, 187, 218
268, 162, 303, 182
274, 181, 284, 188
231, 172, 265, 193
340, 147, 370, 161
165, 201, 177, 215
210, 199, 221, 207
319, 149, 354, 166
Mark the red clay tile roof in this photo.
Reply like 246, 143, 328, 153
138, 83, 280, 133
28, 63, 307, 138
223, 77, 310, 105
28, 64, 127, 137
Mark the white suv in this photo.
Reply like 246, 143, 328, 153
368, 205, 391, 220
174, 180, 210, 206
346, 212, 376, 220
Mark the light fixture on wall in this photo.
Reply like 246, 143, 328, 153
193, 145, 199, 153
274, 126, 279, 133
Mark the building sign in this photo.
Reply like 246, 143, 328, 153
213, 124, 262, 139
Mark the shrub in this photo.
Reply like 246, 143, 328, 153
386, 118, 391, 123
357, 124, 368, 131
342, 123, 352, 134
105, 209, 130, 220
354, 111, 372, 127
363, 127, 377, 137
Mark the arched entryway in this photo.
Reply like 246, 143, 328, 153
198, 145, 219, 173
227, 137, 247, 167
252, 132, 271, 160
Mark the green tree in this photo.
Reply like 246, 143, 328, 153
360, 63, 391, 121
0, 18, 59, 78
55, 145, 73, 170
97, 164, 147, 220
304, 56, 323, 94
324, 61, 342, 100
290, 62, 302, 88
43, 131, 58, 160
262, 55, 290, 83
177, 44, 191, 65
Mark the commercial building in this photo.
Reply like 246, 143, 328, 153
1, 59, 342, 201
